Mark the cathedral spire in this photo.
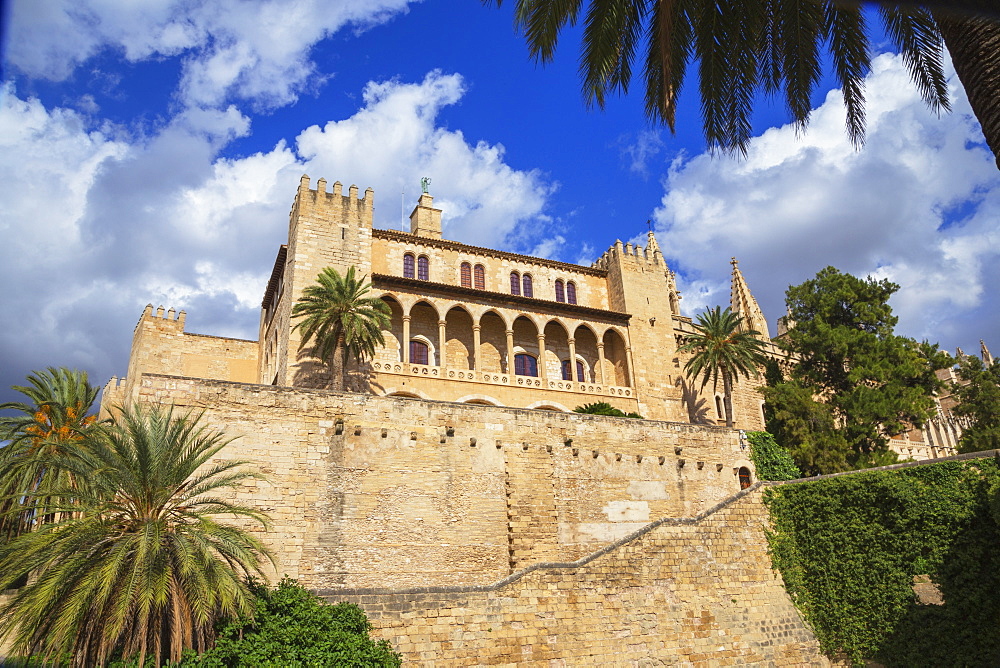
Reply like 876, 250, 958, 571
982, 339, 994, 366
730, 257, 770, 339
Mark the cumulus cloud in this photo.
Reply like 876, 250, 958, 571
653, 54, 1000, 353
295, 71, 555, 250
0, 71, 556, 398
6, 0, 415, 109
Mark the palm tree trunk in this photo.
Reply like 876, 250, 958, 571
934, 5, 1000, 170
332, 335, 346, 391
722, 370, 735, 429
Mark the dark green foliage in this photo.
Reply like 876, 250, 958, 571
745, 431, 801, 481
573, 402, 643, 419
765, 459, 1000, 666
177, 578, 401, 667
678, 306, 768, 429
763, 268, 951, 474
952, 355, 1000, 453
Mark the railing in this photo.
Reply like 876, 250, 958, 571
370, 361, 631, 398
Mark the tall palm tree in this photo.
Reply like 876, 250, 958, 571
0, 404, 273, 667
292, 266, 392, 391
678, 306, 768, 428
932, 3, 1000, 168
487, 0, 1000, 168
0, 367, 102, 540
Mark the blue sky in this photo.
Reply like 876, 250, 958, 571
1, 0, 998, 404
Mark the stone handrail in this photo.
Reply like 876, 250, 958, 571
370, 361, 632, 398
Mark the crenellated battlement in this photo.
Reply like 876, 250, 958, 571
135, 304, 186, 332
291, 174, 374, 222
593, 231, 664, 270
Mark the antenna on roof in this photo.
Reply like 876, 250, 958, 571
401, 189, 404, 231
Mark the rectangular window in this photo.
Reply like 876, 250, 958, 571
410, 340, 429, 365
515, 354, 537, 377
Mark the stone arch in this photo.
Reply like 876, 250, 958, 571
382, 388, 430, 400
573, 323, 600, 383
512, 315, 540, 377
479, 310, 508, 374
542, 319, 570, 380
408, 300, 439, 365
601, 328, 630, 387
445, 305, 475, 370
456, 394, 503, 406
377, 295, 404, 363
525, 400, 571, 412
738, 466, 753, 490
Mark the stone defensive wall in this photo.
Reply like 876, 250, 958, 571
322, 485, 833, 667
120, 373, 754, 591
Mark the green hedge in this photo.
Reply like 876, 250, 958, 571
746, 431, 801, 481
764, 458, 1000, 666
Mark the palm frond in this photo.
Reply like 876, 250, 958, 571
824, 0, 868, 147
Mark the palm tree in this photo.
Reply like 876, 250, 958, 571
0, 367, 102, 540
678, 306, 768, 428
292, 266, 392, 391
487, 0, 1000, 168
0, 404, 273, 667
932, 3, 1000, 169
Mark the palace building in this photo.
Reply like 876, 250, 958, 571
107, 175, 779, 429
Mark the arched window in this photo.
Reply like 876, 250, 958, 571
522, 274, 533, 298
460, 262, 472, 288
514, 353, 538, 377
566, 281, 577, 304
555, 279, 565, 303
409, 340, 429, 365
417, 256, 429, 281
474, 264, 485, 290
562, 360, 585, 382
510, 271, 521, 295
403, 253, 415, 279
738, 467, 753, 490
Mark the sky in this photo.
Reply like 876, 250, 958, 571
1, 0, 998, 405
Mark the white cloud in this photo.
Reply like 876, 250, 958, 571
295, 71, 555, 250
6, 0, 415, 109
653, 53, 1000, 353
0, 71, 557, 394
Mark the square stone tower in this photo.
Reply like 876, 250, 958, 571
260, 175, 374, 387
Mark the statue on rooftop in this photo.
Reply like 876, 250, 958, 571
420, 176, 431, 194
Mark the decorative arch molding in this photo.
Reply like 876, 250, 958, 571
406, 299, 441, 319
382, 388, 431, 400
525, 400, 571, 412
456, 394, 503, 406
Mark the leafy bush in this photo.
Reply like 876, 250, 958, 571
177, 578, 401, 667
746, 431, 801, 481
573, 402, 643, 418
764, 459, 1000, 666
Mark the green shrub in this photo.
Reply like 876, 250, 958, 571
573, 402, 643, 419
178, 577, 401, 667
746, 431, 801, 481
764, 459, 1000, 666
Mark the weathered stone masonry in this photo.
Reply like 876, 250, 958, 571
324, 485, 832, 667
122, 374, 753, 591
